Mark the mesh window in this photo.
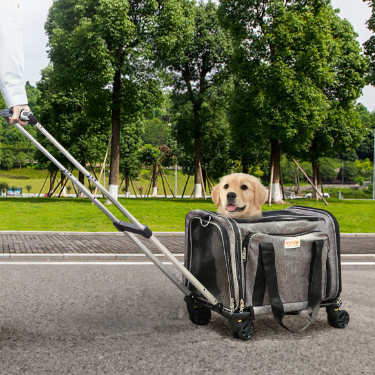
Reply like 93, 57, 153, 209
188, 218, 231, 307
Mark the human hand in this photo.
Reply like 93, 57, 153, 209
10, 105, 30, 126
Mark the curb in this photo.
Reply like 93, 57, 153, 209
0, 231, 374, 237
0, 231, 185, 236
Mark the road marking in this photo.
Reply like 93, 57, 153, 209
341, 262, 375, 265
341, 254, 375, 257
0, 262, 175, 265
0, 261, 374, 266
0, 253, 184, 257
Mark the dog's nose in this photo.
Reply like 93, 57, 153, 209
227, 192, 236, 200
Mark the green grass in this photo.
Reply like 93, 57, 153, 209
0, 197, 374, 233
0, 167, 203, 196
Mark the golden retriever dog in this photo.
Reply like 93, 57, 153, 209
211, 173, 268, 219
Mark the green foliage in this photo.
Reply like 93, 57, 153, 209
45, 0, 195, 186
339, 161, 359, 182
139, 144, 160, 168
319, 158, 337, 182
1, 150, 15, 170
142, 117, 171, 147
160, 1, 233, 180
26, 185, 32, 193
0, 181, 9, 192
355, 158, 373, 178
16, 152, 28, 169
356, 104, 375, 161
363, 0, 375, 85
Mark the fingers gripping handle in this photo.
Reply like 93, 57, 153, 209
0, 108, 38, 125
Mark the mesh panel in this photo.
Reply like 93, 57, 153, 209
188, 218, 231, 307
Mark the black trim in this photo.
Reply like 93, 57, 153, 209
228, 217, 244, 305
252, 246, 266, 306
113, 221, 152, 239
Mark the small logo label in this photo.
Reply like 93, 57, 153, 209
285, 239, 300, 249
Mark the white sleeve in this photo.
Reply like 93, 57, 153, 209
0, 0, 28, 108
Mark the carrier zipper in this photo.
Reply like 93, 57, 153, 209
227, 217, 244, 309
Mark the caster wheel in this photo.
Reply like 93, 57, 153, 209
188, 307, 211, 326
237, 320, 254, 341
327, 310, 349, 329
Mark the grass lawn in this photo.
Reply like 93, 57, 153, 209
0, 167, 204, 196
0, 197, 374, 233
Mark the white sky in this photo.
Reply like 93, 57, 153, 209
18, 0, 375, 111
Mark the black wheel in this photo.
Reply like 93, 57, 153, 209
237, 320, 254, 341
188, 307, 211, 326
327, 309, 350, 329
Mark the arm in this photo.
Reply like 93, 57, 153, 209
0, 0, 29, 125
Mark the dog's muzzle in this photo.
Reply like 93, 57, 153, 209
226, 192, 246, 212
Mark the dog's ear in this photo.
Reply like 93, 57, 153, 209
253, 178, 268, 210
211, 183, 221, 207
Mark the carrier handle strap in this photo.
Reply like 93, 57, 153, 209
259, 240, 323, 333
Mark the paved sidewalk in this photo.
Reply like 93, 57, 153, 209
0, 232, 374, 257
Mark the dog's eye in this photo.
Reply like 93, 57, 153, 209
224, 184, 229, 189
241, 185, 248, 190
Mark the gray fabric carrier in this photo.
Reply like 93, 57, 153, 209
184, 206, 341, 332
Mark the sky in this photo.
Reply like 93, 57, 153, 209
18, 0, 375, 111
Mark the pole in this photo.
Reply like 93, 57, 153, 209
291, 157, 329, 206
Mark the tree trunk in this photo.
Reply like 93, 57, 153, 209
269, 139, 283, 203
48, 170, 55, 197
79, 159, 85, 197
125, 175, 130, 198
107, 68, 122, 204
60, 171, 67, 197
194, 141, 203, 198
295, 167, 301, 196
152, 163, 159, 197
312, 160, 322, 199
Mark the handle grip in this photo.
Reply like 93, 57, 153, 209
0, 108, 38, 125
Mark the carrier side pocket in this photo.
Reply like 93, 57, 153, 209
259, 240, 324, 333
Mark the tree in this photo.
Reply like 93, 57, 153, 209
16, 152, 27, 169
356, 104, 375, 161
26, 185, 32, 194
36, 65, 109, 194
1, 150, 15, 170
0, 182, 9, 196
219, 0, 354, 202
160, 1, 232, 197
119, 120, 144, 198
46, 0, 194, 201
363, 0, 375, 85
139, 144, 161, 196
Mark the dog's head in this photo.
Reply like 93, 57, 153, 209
211, 173, 268, 218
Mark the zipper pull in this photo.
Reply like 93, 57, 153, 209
242, 247, 247, 262
230, 298, 235, 312
239, 299, 245, 313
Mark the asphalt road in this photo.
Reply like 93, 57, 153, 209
0, 264, 374, 375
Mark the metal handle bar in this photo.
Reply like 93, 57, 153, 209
0, 109, 218, 305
